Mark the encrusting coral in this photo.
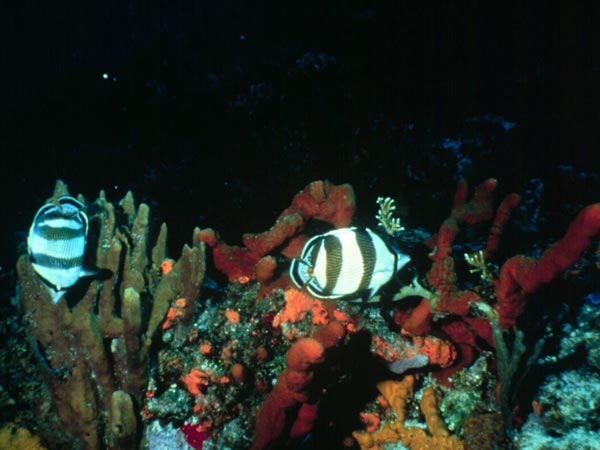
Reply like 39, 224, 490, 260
252, 286, 353, 449
352, 375, 465, 450
16, 180, 206, 449
252, 338, 328, 450
0, 422, 46, 450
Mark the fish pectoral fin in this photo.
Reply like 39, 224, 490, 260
366, 293, 382, 303
79, 268, 98, 278
363, 285, 383, 301
395, 253, 411, 272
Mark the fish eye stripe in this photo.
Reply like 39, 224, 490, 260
36, 197, 88, 222
289, 259, 305, 285
40, 208, 87, 221
57, 196, 86, 209
33, 203, 58, 219
290, 259, 330, 298
58, 196, 83, 204
36, 198, 85, 217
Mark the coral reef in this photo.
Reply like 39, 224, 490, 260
388, 179, 599, 432
141, 281, 287, 450
16, 180, 206, 449
162, 178, 598, 449
6, 177, 600, 450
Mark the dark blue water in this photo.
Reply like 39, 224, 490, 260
1, 1, 598, 273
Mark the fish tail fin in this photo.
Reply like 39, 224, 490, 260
49, 288, 66, 304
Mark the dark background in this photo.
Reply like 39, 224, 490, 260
1, 1, 599, 274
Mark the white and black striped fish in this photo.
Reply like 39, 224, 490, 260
27, 196, 90, 303
289, 227, 410, 300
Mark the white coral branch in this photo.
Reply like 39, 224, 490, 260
464, 250, 494, 282
392, 276, 438, 303
375, 196, 405, 236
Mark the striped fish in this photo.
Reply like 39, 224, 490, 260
289, 227, 410, 300
27, 196, 90, 303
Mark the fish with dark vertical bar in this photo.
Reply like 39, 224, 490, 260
27, 196, 90, 303
289, 227, 410, 300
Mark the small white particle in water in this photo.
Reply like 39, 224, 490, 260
102, 73, 109, 79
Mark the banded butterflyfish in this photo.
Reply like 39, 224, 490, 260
289, 227, 410, 301
27, 196, 92, 304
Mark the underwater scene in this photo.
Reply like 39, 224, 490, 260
1, 2, 599, 450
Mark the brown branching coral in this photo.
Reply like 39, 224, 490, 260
17, 180, 206, 449
352, 375, 465, 450
0, 422, 46, 450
